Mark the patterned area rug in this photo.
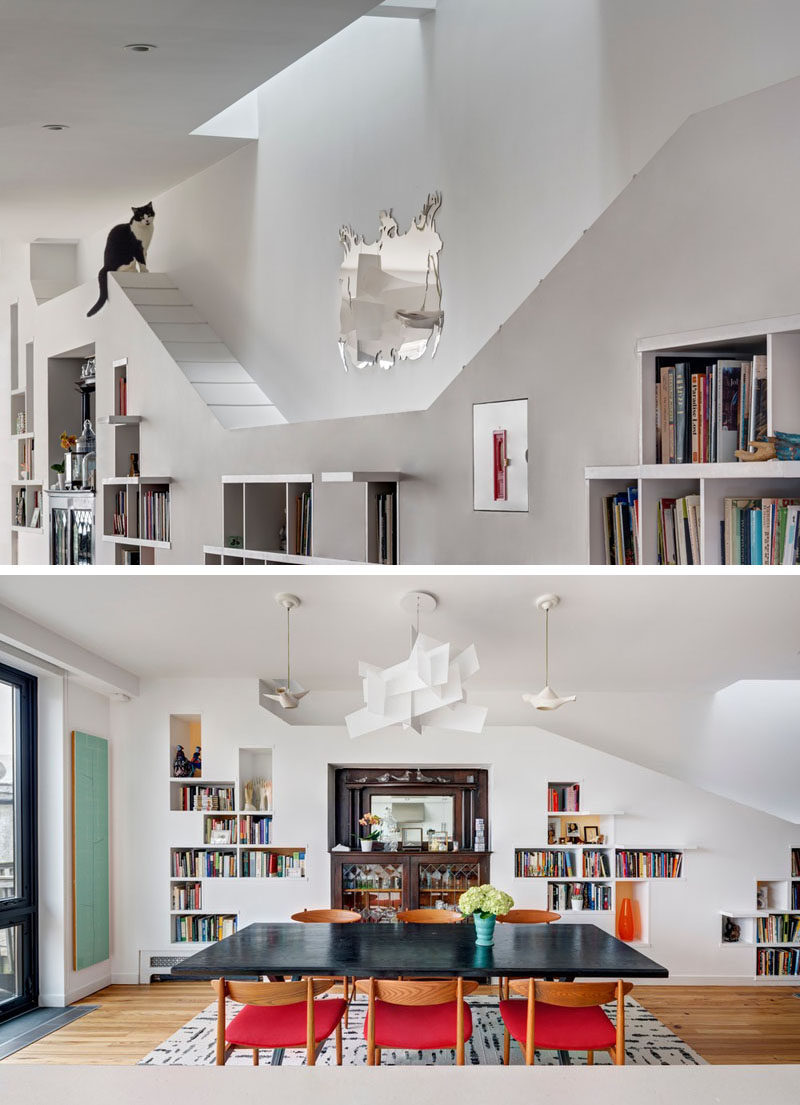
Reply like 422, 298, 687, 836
139, 996, 705, 1066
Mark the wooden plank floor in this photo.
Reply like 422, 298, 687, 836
2, 982, 799, 1065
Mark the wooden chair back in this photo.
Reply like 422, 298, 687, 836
291, 908, 361, 923
506, 978, 633, 1066
497, 909, 560, 924
355, 977, 478, 1066
211, 977, 334, 1066
396, 908, 463, 924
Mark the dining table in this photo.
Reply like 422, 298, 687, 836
171, 920, 669, 1066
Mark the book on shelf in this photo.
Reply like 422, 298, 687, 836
547, 783, 580, 812
655, 356, 767, 464
722, 498, 800, 565
548, 881, 611, 912
174, 783, 235, 812
756, 915, 799, 944
757, 947, 800, 976
583, 849, 611, 878
657, 494, 701, 565
203, 816, 236, 845
515, 849, 577, 878
295, 490, 312, 556
14, 488, 25, 527
239, 814, 271, 845
118, 374, 127, 416
240, 849, 306, 878
112, 489, 128, 536
173, 914, 237, 944
141, 487, 170, 542
601, 486, 639, 565
376, 492, 395, 564
792, 849, 800, 878
171, 882, 202, 910
615, 849, 683, 878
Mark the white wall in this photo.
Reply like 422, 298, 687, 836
109, 676, 797, 988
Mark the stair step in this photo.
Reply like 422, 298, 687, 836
151, 322, 219, 343
209, 404, 285, 429
125, 288, 191, 307
136, 305, 204, 324
180, 362, 253, 385
162, 342, 236, 362
112, 272, 177, 289
192, 381, 271, 406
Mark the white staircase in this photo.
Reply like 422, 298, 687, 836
112, 272, 285, 429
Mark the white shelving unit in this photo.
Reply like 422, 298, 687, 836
720, 846, 800, 981
99, 359, 172, 563
513, 780, 694, 947
203, 470, 403, 565
8, 328, 43, 550
586, 314, 800, 564
167, 720, 306, 947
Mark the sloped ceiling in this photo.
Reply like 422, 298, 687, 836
0, 574, 797, 821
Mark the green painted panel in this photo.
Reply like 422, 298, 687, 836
73, 731, 109, 970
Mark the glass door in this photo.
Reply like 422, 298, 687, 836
0, 662, 37, 1023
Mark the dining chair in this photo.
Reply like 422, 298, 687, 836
211, 976, 347, 1066
396, 908, 463, 923
495, 909, 560, 999
499, 978, 633, 1065
291, 908, 361, 1024
355, 977, 479, 1065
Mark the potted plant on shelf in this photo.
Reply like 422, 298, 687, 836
458, 883, 514, 946
571, 884, 584, 911
359, 812, 381, 851
50, 461, 65, 490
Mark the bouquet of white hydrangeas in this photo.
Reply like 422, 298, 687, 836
458, 883, 514, 920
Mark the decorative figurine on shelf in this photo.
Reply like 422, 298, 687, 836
172, 744, 193, 778
190, 746, 202, 777
722, 917, 741, 944
242, 780, 257, 812
129, 452, 139, 478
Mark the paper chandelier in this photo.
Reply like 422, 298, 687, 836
345, 631, 487, 738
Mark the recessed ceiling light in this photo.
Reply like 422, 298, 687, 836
125, 43, 157, 52
42, 124, 69, 131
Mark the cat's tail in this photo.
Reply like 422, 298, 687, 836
86, 268, 109, 317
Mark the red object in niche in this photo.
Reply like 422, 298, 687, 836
618, 897, 635, 942
493, 430, 508, 501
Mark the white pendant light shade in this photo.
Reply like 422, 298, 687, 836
522, 593, 576, 712
345, 592, 487, 738
262, 594, 308, 712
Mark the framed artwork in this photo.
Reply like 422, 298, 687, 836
583, 825, 600, 844
472, 398, 529, 511
72, 731, 109, 970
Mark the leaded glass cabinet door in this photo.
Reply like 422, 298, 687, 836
340, 861, 403, 921
417, 859, 481, 913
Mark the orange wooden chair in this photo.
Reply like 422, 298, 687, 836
291, 908, 361, 1025
396, 908, 463, 923
211, 977, 346, 1066
499, 978, 633, 1065
496, 909, 560, 999
356, 977, 478, 1065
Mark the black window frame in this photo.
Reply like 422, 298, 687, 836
0, 660, 38, 1023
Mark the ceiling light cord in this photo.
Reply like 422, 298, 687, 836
545, 605, 549, 686
286, 604, 291, 687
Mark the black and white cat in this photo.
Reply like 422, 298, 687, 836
86, 203, 155, 316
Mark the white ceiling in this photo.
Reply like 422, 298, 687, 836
0, 0, 378, 239
0, 572, 796, 690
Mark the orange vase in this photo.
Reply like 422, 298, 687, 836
618, 897, 635, 942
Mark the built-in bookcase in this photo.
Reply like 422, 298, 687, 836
203, 471, 403, 565
9, 330, 44, 549
722, 845, 800, 980
167, 721, 305, 946
513, 780, 693, 945
586, 315, 800, 564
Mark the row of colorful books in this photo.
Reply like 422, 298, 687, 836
173, 784, 235, 811
655, 357, 767, 464
170, 883, 202, 910
615, 850, 683, 879
547, 784, 580, 812
172, 914, 237, 944
295, 490, 312, 556
657, 494, 701, 565
240, 850, 306, 878
110, 489, 130, 537
203, 816, 237, 845
170, 849, 237, 879
515, 850, 577, 878
239, 815, 272, 845
722, 498, 800, 565
601, 486, 639, 565
756, 948, 800, 976
583, 850, 612, 878
547, 882, 612, 912
141, 487, 170, 542
756, 915, 799, 944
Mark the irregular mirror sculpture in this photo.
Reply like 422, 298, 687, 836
339, 192, 443, 371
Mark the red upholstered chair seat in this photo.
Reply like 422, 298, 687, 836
499, 998, 616, 1051
226, 997, 347, 1048
364, 999, 473, 1050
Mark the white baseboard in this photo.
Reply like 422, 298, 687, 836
635, 975, 796, 985
65, 975, 111, 1004
111, 972, 140, 985
38, 992, 67, 1007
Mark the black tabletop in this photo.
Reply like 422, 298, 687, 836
170, 922, 668, 981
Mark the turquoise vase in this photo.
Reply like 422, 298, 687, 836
474, 913, 496, 946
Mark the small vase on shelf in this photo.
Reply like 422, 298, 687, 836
618, 897, 635, 942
